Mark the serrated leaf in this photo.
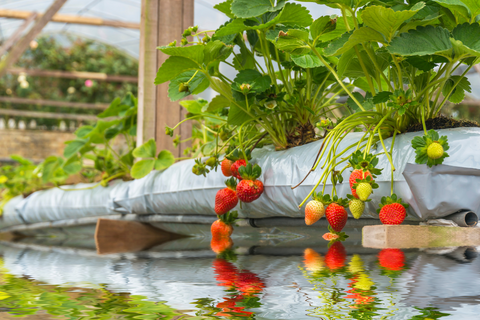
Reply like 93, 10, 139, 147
451, 23, 480, 58
347, 92, 365, 112
133, 139, 156, 158
442, 75, 471, 103
75, 125, 93, 138
228, 102, 252, 125
276, 3, 312, 27
361, 3, 426, 42
274, 29, 310, 55
203, 40, 233, 65
373, 91, 392, 104
433, 0, 471, 22
231, 0, 286, 18
180, 99, 208, 114
324, 27, 385, 56
63, 161, 82, 175
168, 70, 209, 101
207, 95, 231, 112
387, 26, 452, 57
64, 139, 87, 158
131, 159, 155, 179
291, 52, 323, 68
155, 150, 175, 171
405, 56, 437, 71
232, 69, 271, 93
310, 16, 336, 40
214, 0, 234, 18
459, 0, 480, 17
154, 56, 199, 85
41, 156, 61, 184
97, 98, 128, 118
158, 45, 204, 64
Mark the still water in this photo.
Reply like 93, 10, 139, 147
0, 231, 479, 319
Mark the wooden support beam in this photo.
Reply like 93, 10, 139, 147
0, 109, 99, 121
0, 9, 140, 29
6, 67, 138, 83
0, 96, 108, 110
0, 12, 37, 57
0, 0, 68, 78
137, 0, 194, 158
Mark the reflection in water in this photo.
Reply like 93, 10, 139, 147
0, 234, 478, 319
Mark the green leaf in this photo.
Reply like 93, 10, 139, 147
97, 98, 127, 118
361, 3, 426, 42
310, 16, 336, 41
155, 150, 175, 171
324, 27, 385, 56
63, 161, 82, 175
373, 91, 393, 104
210, 77, 233, 99
168, 70, 209, 101
158, 45, 204, 64
131, 159, 155, 179
207, 95, 231, 112
442, 75, 471, 103
214, 19, 247, 37
41, 156, 61, 184
203, 40, 233, 65
276, 3, 313, 27
459, 0, 480, 17
317, 16, 354, 43
214, 0, 234, 18
133, 139, 156, 158
451, 23, 480, 57
228, 103, 252, 125
75, 125, 94, 138
179, 99, 208, 114
232, 69, 271, 93
120, 151, 135, 167
64, 139, 87, 158
105, 127, 120, 140
291, 52, 323, 68
405, 56, 437, 71
10, 155, 32, 165
433, 0, 471, 22
387, 26, 452, 57
231, 0, 286, 18
154, 56, 199, 84
274, 29, 310, 55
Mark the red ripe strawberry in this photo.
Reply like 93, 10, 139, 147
322, 232, 339, 241
326, 202, 348, 232
378, 248, 405, 271
349, 169, 372, 198
221, 158, 234, 177
325, 241, 347, 271
212, 258, 237, 288
236, 271, 265, 296
230, 159, 247, 179
378, 194, 409, 225
210, 236, 233, 254
211, 220, 233, 238
236, 163, 264, 203
215, 178, 238, 215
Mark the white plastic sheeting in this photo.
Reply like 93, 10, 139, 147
2, 127, 480, 230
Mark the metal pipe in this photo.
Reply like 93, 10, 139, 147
444, 210, 478, 227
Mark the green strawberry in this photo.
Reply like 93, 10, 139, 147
349, 199, 365, 219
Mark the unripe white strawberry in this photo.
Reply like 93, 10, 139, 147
305, 200, 325, 225
356, 183, 372, 201
427, 142, 444, 159
349, 199, 365, 219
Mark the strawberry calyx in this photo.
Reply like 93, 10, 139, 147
411, 129, 449, 167
216, 248, 238, 262
347, 194, 371, 202
312, 192, 348, 207
218, 210, 238, 225
352, 175, 379, 190
225, 177, 238, 191
226, 148, 252, 162
238, 163, 262, 181
348, 151, 382, 176
326, 225, 349, 243
376, 194, 409, 214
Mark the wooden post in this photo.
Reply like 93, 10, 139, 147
0, 12, 37, 57
0, 0, 68, 78
137, 0, 194, 157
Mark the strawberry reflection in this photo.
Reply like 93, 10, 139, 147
378, 248, 406, 274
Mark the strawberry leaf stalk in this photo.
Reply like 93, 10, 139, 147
352, 175, 379, 202
348, 151, 383, 198
411, 129, 449, 167
304, 192, 330, 226
377, 194, 409, 225
237, 164, 264, 203
215, 178, 238, 215
325, 195, 349, 233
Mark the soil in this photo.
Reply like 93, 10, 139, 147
405, 115, 480, 133
286, 122, 318, 148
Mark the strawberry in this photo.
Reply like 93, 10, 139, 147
427, 142, 444, 159
348, 151, 383, 198
305, 200, 325, 225
325, 241, 347, 271
377, 194, 409, 225
378, 248, 405, 271
325, 198, 348, 233
236, 271, 265, 296
303, 248, 324, 272
348, 198, 365, 219
353, 175, 378, 201
231, 159, 247, 180
215, 178, 238, 215
236, 163, 264, 203
322, 232, 339, 241
221, 158, 234, 177
211, 211, 238, 238
210, 236, 233, 254
212, 258, 237, 288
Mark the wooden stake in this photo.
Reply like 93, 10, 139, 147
0, 12, 37, 57
0, 96, 108, 110
95, 218, 182, 255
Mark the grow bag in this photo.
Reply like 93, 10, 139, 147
3, 127, 480, 231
